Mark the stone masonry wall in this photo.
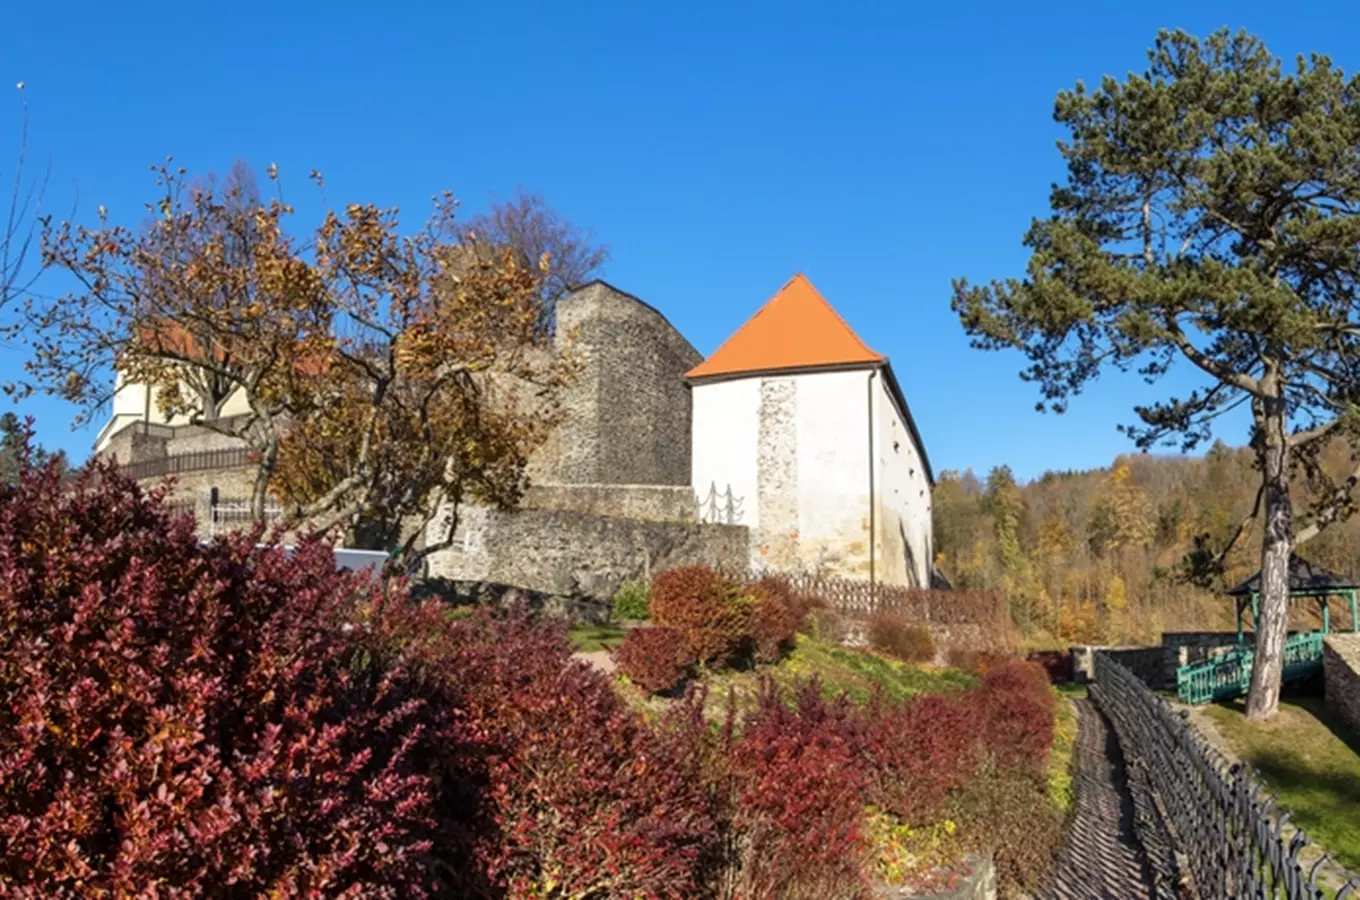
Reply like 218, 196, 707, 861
539, 281, 701, 487
426, 505, 749, 603
523, 483, 695, 522
103, 426, 171, 465
755, 377, 800, 571
1324, 633, 1360, 736
1071, 645, 1169, 689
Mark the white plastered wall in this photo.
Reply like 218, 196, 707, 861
789, 370, 872, 578
872, 371, 932, 587
96, 374, 253, 451
690, 378, 761, 529
690, 366, 930, 585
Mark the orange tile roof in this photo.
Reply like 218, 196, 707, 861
685, 273, 883, 380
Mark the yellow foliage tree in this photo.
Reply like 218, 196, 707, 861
24, 163, 583, 570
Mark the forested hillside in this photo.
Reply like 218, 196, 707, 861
932, 439, 1360, 648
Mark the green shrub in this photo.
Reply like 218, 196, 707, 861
867, 612, 936, 664
611, 579, 652, 621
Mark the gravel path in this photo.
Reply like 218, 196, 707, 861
573, 649, 617, 675
1038, 698, 1160, 900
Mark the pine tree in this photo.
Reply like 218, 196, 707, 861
954, 29, 1360, 718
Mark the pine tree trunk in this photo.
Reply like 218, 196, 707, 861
1245, 394, 1291, 720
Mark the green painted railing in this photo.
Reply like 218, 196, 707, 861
1176, 631, 1326, 705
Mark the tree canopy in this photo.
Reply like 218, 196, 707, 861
952, 28, 1360, 717
16, 162, 585, 569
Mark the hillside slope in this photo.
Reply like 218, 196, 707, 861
934, 439, 1360, 647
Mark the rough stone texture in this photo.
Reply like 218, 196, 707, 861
843, 619, 985, 667
100, 420, 257, 534
425, 505, 749, 607
418, 580, 613, 625
1324, 633, 1360, 736
164, 426, 251, 455
755, 376, 799, 571
1159, 631, 1249, 691
102, 426, 171, 465
1070, 645, 1167, 689
523, 482, 695, 522
875, 854, 995, 899
1072, 635, 1252, 691
536, 281, 701, 487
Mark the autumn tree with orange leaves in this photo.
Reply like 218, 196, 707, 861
17, 162, 578, 570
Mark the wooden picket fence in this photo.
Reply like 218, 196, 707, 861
710, 567, 1012, 648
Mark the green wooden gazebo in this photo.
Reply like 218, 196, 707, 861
1227, 554, 1360, 643
1178, 555, 1360, 704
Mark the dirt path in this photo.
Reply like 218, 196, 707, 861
573, 649, 616, 675
1038, 698, 1160, 900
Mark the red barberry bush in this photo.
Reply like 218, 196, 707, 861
393, 608, 718, 899
724, 679, 873, 899
976, 659, 1057, 777
615, 626, 695, 693
746, 577, 801, 664
862, 692, 984, 825
0, 458, 435, 896
650, 565, 751, 665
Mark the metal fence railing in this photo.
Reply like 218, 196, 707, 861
695, 481, 745, 525
209, 501, 282, 538
117, 447, 254, 482
1092, 652, 1357, 899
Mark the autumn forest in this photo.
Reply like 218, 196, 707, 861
932, 437, 1360, 648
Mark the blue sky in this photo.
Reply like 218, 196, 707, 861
3, 0, 1357, 481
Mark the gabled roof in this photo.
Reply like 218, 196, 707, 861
685, 273, 883, 380
685, 273, 934, 485
1226, 555, 1359, 596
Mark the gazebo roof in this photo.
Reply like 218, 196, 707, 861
1226, 554, 1359, 597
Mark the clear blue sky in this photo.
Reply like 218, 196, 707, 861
4, 0, 1357, 481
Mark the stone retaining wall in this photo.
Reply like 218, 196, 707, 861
426, 505, 750, 612
876, 854, 995, 900
522, 482, 695, 523
1071, 645, 1167, 688
1324, 633, 1360, 736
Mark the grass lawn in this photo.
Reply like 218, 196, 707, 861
626, 635, 979, 721
777, 636, 978, 702
1047, 686, 1083, 814
568, 623, 627, 653
1203, 697, 1360, 873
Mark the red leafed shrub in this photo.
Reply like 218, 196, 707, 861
651, 565, 751, 665
946, 646, 1011, 676
862, 692, 984, 825
725, 679, 873, 899
615, 626, 694, 693
1026, 649, 1073, 684
976, 660, 1056, 777
747, 577, 801, 663
751, 573, 820, 630
867, 611, 937, 664
0, 458, 435, 896
387, 607, 719, 899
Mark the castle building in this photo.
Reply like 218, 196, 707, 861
688, 274, 933, 587
95, 274, 933, 595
